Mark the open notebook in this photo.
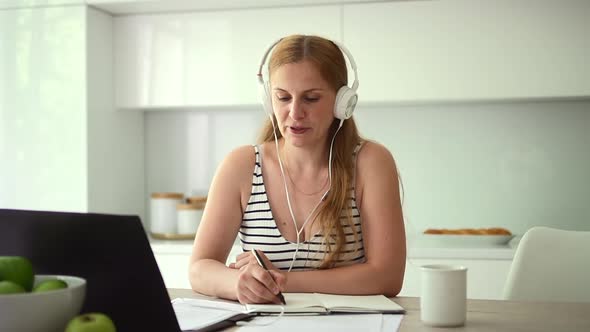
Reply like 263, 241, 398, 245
173, 293, 405, 330
246, 293, 405, 314
175, 293, 405, 316
173, 293, 404, 331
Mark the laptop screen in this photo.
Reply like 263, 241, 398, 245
0, 209, 181, 332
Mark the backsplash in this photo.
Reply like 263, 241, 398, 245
145, 99, 590, 235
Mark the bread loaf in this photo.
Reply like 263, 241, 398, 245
423, 227, 511, 235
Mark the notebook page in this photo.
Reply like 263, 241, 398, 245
172, 298, 246, 330
171, 297, 246, 312
236, 314, 385, 332
316, 293, 405, 313
245, 293, 327, 314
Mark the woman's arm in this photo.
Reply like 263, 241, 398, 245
188, 145, 285, 303
284, 141, 406, 296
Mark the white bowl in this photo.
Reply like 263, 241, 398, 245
0, 275, 86, 332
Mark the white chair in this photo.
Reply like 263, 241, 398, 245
503, 226, 590, 302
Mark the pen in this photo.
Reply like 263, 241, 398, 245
251, 249, 286, 305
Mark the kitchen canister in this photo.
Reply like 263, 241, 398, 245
187, 196, 207, 206
177, 196, 206, 234
176, 204, 201, 235
150, 192, 184, 235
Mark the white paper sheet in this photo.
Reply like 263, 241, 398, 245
172, 297, 404, 332
173, 297, 245, 312
382, 314, 404, 331
236, 314, 404, 332
172, 298, 245, 330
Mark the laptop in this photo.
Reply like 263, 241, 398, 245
0, 209, 181, 332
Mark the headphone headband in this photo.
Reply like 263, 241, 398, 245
257, 37, 359, 92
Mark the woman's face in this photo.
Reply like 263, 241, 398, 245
270, 60, 336, 148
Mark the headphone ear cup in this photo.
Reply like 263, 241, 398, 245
259, 81, 273, 116
334, 86, 358, 120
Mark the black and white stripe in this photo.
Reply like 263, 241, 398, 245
239, 144, 366, 271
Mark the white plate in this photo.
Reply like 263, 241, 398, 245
417, 234, 515, 248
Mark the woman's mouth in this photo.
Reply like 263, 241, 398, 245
289, 126, 308, 135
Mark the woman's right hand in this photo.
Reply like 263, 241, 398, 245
233, 256, 286, 304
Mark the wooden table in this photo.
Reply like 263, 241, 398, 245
168, 289, 590, 331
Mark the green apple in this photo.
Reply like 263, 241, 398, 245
65, 313, 117, 332
0, 256, 34, 291
0, 280, 26, 294
32, 279, 68, 293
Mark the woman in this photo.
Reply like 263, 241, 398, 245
189, 35, 406, 304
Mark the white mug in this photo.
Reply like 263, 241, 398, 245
420, 264, 467, 327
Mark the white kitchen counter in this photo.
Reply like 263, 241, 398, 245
408, 246, 515, 260
149, 236, 517, 260
149, 237, 196, 255
149, 235, 518, 299
149, 236, 244, 261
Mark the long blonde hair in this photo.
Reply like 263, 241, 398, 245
257, 35, 362, 268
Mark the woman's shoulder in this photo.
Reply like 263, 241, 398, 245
228, 144, 257, 158
357, 140, 395, 161
356, 140, 397, 174
353, 141, 398, 206
217, 145, 257, 175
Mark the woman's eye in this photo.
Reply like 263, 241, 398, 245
275, 95, 318, 102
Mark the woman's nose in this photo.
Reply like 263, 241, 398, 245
289, 100, 305, 120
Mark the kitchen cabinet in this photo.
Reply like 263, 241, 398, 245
152, 241, 242, 289
114, 5, 341, 109
151, 239, 514, 299
0, 0, 84, 9
0, 5, 144, 218
154, 253, 192, 290
115, 0, 589, 109
342, 0, 590, 104
401, 258, 512, 300
88, 0, 373, 15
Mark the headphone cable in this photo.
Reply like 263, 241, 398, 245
270, 118, 343, 272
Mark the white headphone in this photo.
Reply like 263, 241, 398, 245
256, 36, 359, 271
256, 37, 359, 121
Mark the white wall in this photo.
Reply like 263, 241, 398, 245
86, 7, 146, 220
355, 100, 590, 235
0, 5, 147, 218
145, 100, 590, 235
144, 108, 265, 229
0, 5, 88, 211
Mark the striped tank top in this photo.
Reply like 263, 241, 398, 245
239, 143, 366, 271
